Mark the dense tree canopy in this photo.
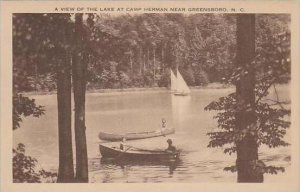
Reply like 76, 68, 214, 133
13, 13, 238, 91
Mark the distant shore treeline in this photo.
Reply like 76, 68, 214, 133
21, 82, 235, 96
13, 13, 290, 92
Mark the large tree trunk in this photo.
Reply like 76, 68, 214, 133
129, 52, 133, 72
72, 13, 89, 183
57, 24, 74, 182
34, 63, 38, 92
235, 14, 263, 183
161, 42, 164, 73
147, 47, 150, 69
139, 47, 142, 75
153, 46, 156, 82
143, 54, 146, 72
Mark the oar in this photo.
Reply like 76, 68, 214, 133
123, 145, 133, 153
115, 145, 133, 159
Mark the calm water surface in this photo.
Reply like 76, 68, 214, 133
13, 87, 291, 183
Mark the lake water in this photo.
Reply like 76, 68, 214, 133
13, 86, 291, 183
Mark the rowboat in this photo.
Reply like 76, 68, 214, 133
99, 144, 180, 161
98, 128, 175, 141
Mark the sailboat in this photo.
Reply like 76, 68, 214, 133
171, 68, 191, 96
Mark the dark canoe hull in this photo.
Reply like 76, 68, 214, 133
99, 144, 180, 161
98, 128, 175, 141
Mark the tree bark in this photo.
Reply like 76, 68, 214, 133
57, 24, 74, 183
235, 14, 263, 183
153, 46, 156, 82
143, 54, 146, 72
34, 62, 38, 92
139, 47, 142, 75
129, 52, 133, 72
147, 47, 150, 69
72, 13, 89, 183
161, 42, 164, 73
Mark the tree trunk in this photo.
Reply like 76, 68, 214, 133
235, 14, 263, 183
153, 47, 156, 82
147, 47, 150, 69
34, 62, 38, 92
57, 25, 74, 183
139, 47, 142, 75
130, 53, 133, 72
72, 13, 89, 183
143, 54, 146, 72
161, 42, 164, 73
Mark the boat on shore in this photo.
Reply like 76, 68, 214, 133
98, 128, 175, 141
99, 144, 180, 161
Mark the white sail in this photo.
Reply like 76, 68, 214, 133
176, 69, 191, 94
170, 69, 177, 92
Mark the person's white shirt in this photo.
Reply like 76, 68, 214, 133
161, 118, 167, 130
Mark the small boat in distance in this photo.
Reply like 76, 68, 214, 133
98, 127, 175, 141
99, 144, 180, 161
171, 69, 191, 96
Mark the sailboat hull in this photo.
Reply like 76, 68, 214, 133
174, 92, 189, 96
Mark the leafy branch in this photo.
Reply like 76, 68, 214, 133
205, 16, 290, 175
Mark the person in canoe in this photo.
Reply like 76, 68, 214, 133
161, 118, 167, 129
120, 137, 126, 151
160, 118, 167, 136
165, 139, 176, 153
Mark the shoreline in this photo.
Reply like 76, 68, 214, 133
21, 83, 233, 96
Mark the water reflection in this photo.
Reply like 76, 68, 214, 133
171, 95, 191, 129
99, 157, 182, 178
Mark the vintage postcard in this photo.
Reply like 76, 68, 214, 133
1, 1, 299, 192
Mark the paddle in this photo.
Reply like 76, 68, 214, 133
122, 144, 167, 153
123, 145, 133, 153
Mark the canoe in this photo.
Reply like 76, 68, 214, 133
98, 128, 175, 141
99, 144, 180, 161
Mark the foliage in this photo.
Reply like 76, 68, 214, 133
204, 14, 291, 174
13, 143, 57, 183
223, 161, 285, 175
194, 69, 209, 86
181, 67, 195, 86
119, 71, 132, 88
13, 13, 240, 91
12, 92, 55, 183
131, 73, 144, 87
100, 69, 119, 88
158, 70, 171, 87
27, 74, 57, 92
13, 14, 73, 92
13, 93, 45, 130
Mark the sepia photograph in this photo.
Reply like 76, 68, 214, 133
1, 1, 300, 192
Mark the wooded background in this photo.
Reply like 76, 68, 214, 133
13, 13, 290, 92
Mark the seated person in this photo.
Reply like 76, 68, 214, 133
165, 139, 176, 153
